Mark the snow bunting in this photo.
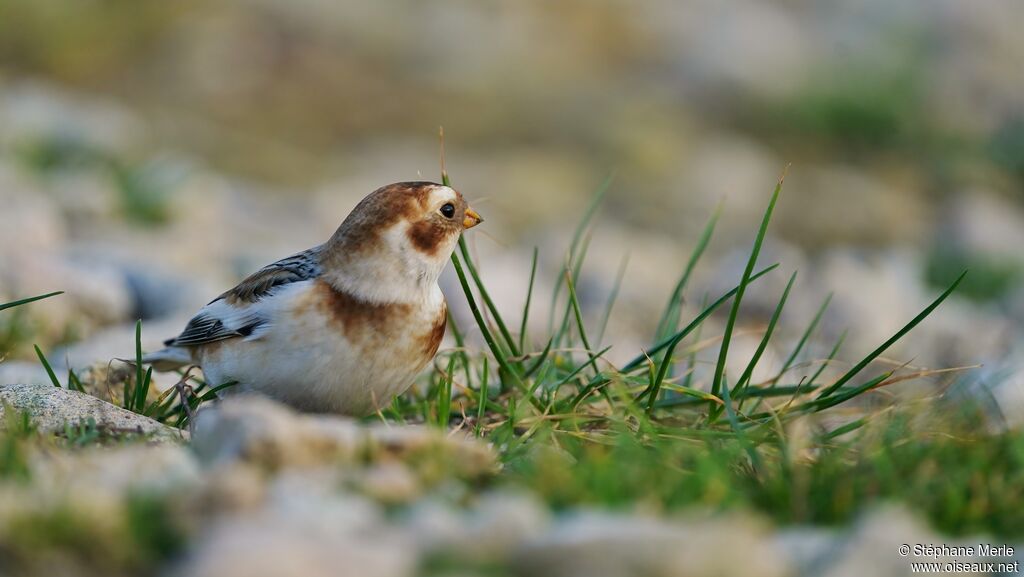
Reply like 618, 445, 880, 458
143, 182, 483, 415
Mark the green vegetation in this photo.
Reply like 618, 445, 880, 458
16, 134, 175, 224
377, 164, 1024, 537
926, 247, 1021, 303
31, 319, 232, 429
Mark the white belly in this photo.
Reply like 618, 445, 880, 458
197, 280, 445, 415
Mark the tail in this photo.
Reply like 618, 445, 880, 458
141, 347, 194, 372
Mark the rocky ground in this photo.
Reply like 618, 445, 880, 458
3, 1, 1024, 574
0, 384, 1020, 577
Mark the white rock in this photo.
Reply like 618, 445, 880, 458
191, 396, 363, 470
410, 491, 550, 563
176, 493, 413, 577
513, 513, 791, 577
0, 383, 184, 441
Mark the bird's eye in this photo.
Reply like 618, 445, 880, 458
440, 203, 456, 219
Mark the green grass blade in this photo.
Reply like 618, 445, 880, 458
475, 356, 489, 437
452, 251, 542, 411
458, 237, 521, 358
656, 206, 720, 340
733, 271, 797, 402
549, 174, 612, 333
774, 293, 832, 383
132, 320, 144, 412
524, 337, 554, 378
806, 330, 847, 387
0, 291, 63, 313
568, 265, 779, 411
804, 371, 894, 413
681, 294, 709, 390
437, 355, 456, 428
710, 171, 786, 417
564, 268, 598, 379
67, 369, 85, 393
553, 231, 593, 345
597, 253, 629, 346
621, 264, 779, 374
519, 247, 539, 353
33, 345, 62, 388
720, 374, 764, 474
816, 271, 966, 399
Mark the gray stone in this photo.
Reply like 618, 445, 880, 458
192, 396, 496, 476
513, 513, 791, 577
175, 492, 413, 577
0, 383, 184, 441
410, 491, 551, 563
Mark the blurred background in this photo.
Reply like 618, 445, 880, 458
1, 0, 1023, 423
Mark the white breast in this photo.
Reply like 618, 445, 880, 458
196, 280, 445, 415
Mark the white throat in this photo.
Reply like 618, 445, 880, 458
323, 222, 453, 306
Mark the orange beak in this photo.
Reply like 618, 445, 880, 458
463, 207, 484, 229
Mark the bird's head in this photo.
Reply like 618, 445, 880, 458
324, 182, 483, 302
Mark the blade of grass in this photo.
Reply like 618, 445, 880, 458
442, 149, 539, 410
710, 168, 787, 420
553, 232, 593, 346
132, 320, 145, 411
523, 337, 554, 378
681, 294, 709, 390
655, 206, 720, 340
807, 331, 847, 387
773, 293, 832, 383
597, 253, 629, 346
621, 264, 779, 374
519, 247, 539, 353
816, 271, 966, 399
34, 345, 62, 388
733, 271, 797, 404
548, 175, 612, 334
67, 369, 85, 393
458, 237, 521, 358
452, 249, 542, 411
436, 354, 456, 428
564, 269, 599, 380
475, 355, 489, 437
720, 374, 764, 474
568, 264, 779, 411
0, 291, 63, 313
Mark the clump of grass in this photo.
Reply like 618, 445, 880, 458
381, 145, 996, 533
32, 319, 231, 433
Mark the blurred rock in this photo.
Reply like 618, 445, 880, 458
513, 513, 791, 577
806, 507, 977, 577
191, 396, 363, 470
942, 189, 1024, 263
29, 443, 201, 496
0, 163, 66, 256
192, 396, 497, 477
176, 491, 413, 577
0, 383, 184, 441
778, 166, 933, 248
410, 491, 551, 564
0, 81, 142, 153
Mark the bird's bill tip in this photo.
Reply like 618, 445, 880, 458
463, 207, 484, 229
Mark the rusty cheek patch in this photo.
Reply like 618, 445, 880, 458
407, 219, 451, 256
420, 303, 447, 357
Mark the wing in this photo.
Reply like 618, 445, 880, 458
164, 246, 324, 347
217, 246, 324, 305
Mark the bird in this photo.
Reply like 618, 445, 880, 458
142, 181, 483, 415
